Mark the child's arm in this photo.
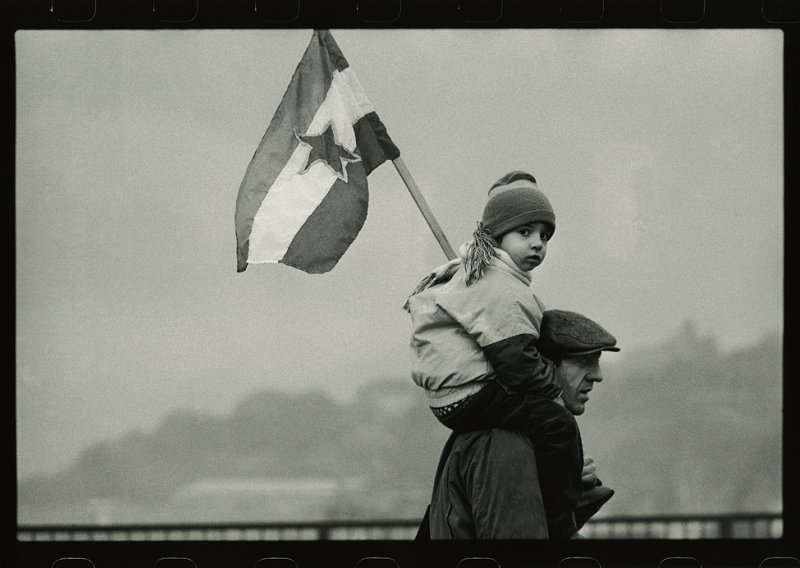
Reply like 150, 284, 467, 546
482, 333, 562, 399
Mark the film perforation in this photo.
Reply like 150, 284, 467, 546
758, 559, 800, 568
458, 0, 504, 23
152, 0, 199, 23
50, 0, 96, 23
254, 0, 300, 24
762, 0, 800, 23
456, 557, 501, 568
51, 559, 96, 568
354, 556, 400, 567
254, 557, 300, 568
355, 0, 402, 24
557, 557, 602, 568
152, 557, 198, 567
660, 0, 706, 23
657, 558, 702, 568
559, 0, 605, 23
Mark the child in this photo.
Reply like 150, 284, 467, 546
405, 170, 583, 539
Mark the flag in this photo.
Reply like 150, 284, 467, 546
235, 30, 400, 273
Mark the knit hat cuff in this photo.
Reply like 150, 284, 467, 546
490, 209, 556, 239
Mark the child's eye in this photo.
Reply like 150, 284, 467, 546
519, 228, 531, 236
541, 232, 551, 241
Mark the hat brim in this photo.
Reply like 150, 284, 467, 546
559, 346, 620, 357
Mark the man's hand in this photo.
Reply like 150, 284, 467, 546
576, 452, 615, 529
582, 454, 598, 487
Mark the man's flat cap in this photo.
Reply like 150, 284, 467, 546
538, 309, 620, 358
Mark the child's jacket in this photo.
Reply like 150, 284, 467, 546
406, 248, 561, 408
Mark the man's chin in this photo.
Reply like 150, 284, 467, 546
567, 403, 586, 415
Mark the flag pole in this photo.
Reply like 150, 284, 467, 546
392, 157, 457, 261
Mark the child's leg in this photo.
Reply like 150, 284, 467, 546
465, 388, 584, 539
431, 382, 503, 431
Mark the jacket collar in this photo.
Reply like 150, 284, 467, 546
491, 248, 532, 286
457, 241, 531, 286
404, 243, 532, 310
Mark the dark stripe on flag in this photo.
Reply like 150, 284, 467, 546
355, 111, 401, 175
318, 29, 350, 74
280, 164, 369, 274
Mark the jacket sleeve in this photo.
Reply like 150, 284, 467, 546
483, 333, 561, 398
437, 272, 561, 398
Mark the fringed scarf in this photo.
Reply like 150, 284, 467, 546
463, 222, 498, 286
403, 222, 503, 311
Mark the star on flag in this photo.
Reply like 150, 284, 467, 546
234, 30, 400, 274
294, 123, 362, 183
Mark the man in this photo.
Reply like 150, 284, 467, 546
418, 309, 620, 539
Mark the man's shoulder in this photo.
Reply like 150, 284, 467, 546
451, 428, 536, 460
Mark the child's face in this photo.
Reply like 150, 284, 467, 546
498, 222, 552, 272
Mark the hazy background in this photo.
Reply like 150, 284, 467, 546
16, 29, 783, 524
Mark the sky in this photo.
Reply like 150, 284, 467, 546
15, 29, 783, 477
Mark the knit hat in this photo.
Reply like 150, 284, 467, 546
482, 171, 556, 240
462, 170, 555, 285
538, 309, 620, 358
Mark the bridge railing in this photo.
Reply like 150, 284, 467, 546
580, 513, 782, 539
17, 513, 781, 541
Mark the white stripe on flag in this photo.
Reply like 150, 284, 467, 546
336, 66, 375, 119
246, 68, 378, 265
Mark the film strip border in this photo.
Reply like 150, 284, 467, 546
13, 540, 800, 567
2, 0, 800, 27
5, 1, 799, 567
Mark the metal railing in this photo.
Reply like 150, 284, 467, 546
17, 513, 782, 541
580, 513, 782, 539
